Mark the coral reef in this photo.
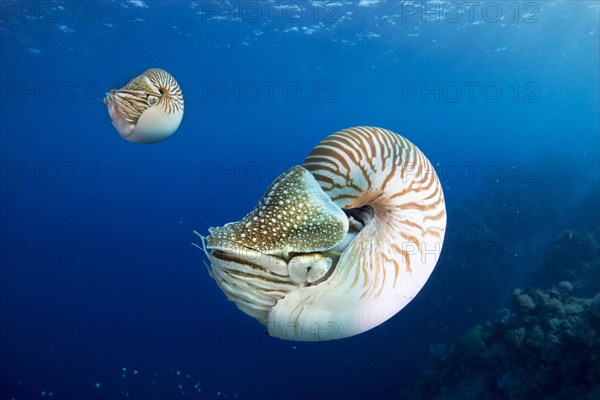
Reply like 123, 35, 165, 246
422, 162, 598, 332
401, 164, 599, 399
400, 286, 600, 400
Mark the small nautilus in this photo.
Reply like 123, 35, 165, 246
194, 127, 446, 341
104, 68, 184, 144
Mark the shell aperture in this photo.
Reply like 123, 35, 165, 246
104, 68, 183, 144
197, 127, 446, 341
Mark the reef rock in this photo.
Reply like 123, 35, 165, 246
401, 286, 600, 400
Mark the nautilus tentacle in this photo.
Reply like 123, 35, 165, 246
197, 127, 446, 341
104, 68, 183, 144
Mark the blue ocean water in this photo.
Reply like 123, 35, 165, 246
1, 1, 599, 399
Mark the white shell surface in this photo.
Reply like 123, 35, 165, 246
126, 107, 183, 144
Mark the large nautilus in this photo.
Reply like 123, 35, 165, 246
194, 127, 446, 341
104, 68, 184, 144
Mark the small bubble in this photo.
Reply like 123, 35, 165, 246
95, 383, 101, 388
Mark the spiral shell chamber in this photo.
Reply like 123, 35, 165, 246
263, 127, 445, 340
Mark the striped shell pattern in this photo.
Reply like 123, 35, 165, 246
104, 68, 183, 144
197, 126, 446, 341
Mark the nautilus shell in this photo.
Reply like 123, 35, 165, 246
195, 127, 446, 341
104, 68, 183, 144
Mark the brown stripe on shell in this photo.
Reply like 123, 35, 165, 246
302, 126, 445, 295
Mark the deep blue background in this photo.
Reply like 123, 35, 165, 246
1, 1, 598, 399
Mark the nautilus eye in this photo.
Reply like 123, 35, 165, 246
195, 126, 446, 341
147, 95, 159, 106
104, 68, 184, 144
